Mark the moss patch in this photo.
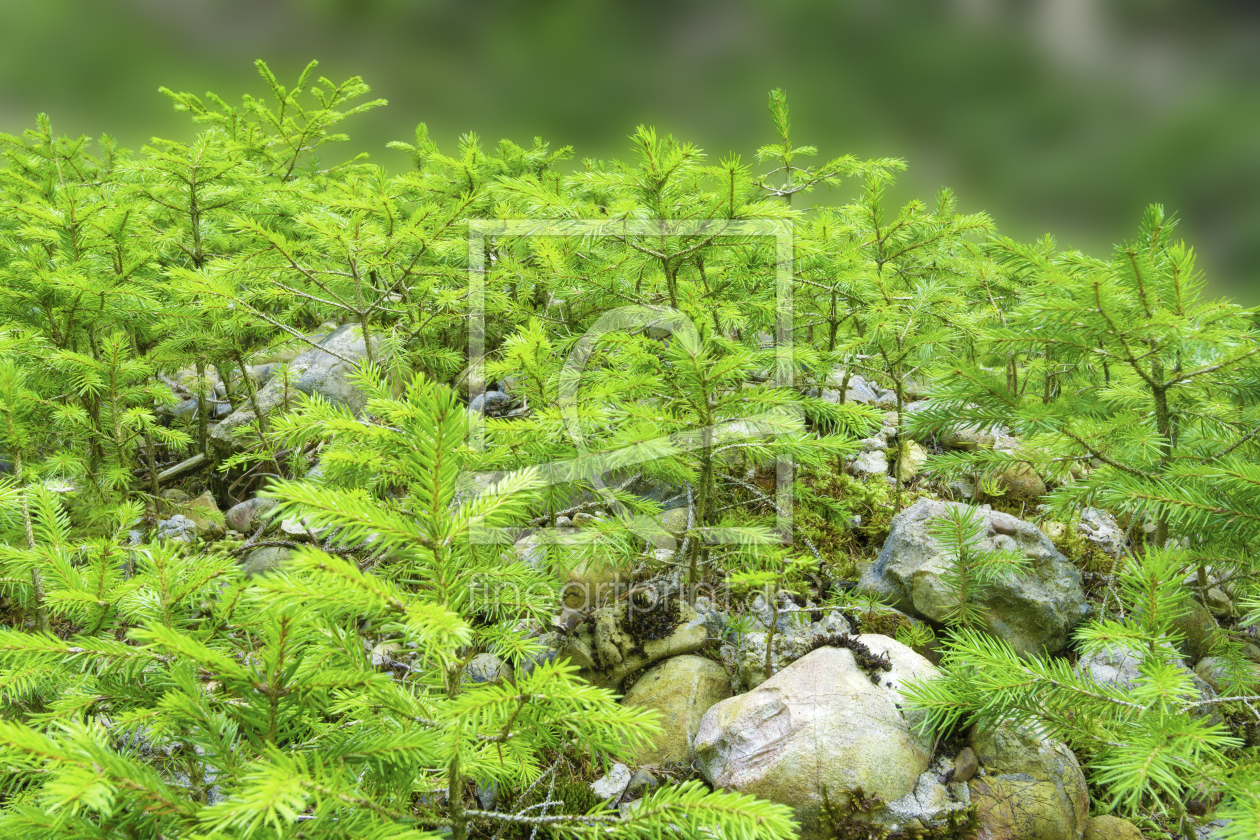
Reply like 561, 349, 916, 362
1049, 520, 1112, 575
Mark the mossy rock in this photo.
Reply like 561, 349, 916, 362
178, 491, 225, 540
1169, 600, 1222, 664
1049, 521, 1111, 574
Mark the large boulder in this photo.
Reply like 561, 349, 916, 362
249, 321, 338, 365
968, 722, 1090, 840
555, 598, 705, 689
620, 655, 731, 766
210, 324, 377, 453
859, 499, 1088, 656
693, 638, 942, 840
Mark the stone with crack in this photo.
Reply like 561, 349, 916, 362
693, 637, 939, 840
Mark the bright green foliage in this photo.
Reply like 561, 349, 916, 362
909, 206, 1260, 542
260, 366, 559, 659
0, 372, 795, 840
798, 175, 993, 509
0, 62, 1255, 839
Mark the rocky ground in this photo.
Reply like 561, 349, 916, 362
145, 329, 1255, 840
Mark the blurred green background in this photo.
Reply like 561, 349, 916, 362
1, 0, 1257, 303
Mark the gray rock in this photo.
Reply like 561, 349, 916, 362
1206, 587, 1234, 618
694, 639, 939, 840
1194, 656, 1260, 694
944, 477, 977, 501
475, 780, 497, 810
464, 653, 514, 685
518, 633, 562, 679
624, 767, 658, 800
370, 641, 403, 668
746, 592, 798, 634
224, 497, 279, 534
1078, 644, 1217, 710
1078, 507, 1126, 559
590, 763, 631, 801
279, 515, 329, 541
156, 515, 197, 544
166, 397, 200, 419
248, 363, 282, 388
953, 747, 978, 782
850, 449, 889, 478
721, 609, 854, 691
858, 499, 1088, 656
1196, 819, 1233, 840
242, 546, 291, 576
510, 533, 549, 570
211, 324, 379, 454
881, 760, 972, 833
859, 435, 889, 453
469, 390, 514, 415
824, 371, 898, 407
692, 596, 730, 642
